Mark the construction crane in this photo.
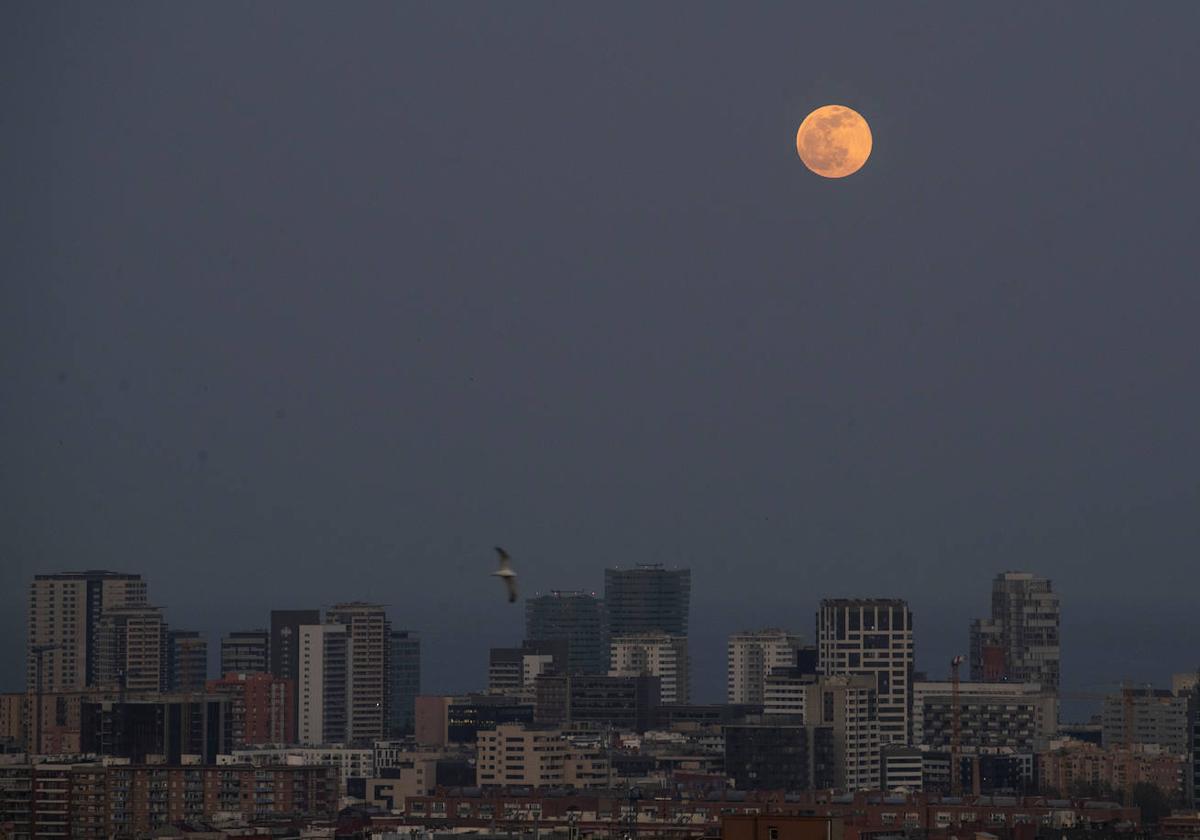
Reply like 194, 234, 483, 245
950, 655, 964, 797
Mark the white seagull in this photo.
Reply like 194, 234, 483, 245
492, 546, 518, 603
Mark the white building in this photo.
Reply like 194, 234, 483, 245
609, 633, 690, 704
818, 599, 913, 746
727, 629, 803, 705
764, 670, 811, 716
298, 623, 348, 745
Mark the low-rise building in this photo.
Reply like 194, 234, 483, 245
1039, 739, 1186, 800
0, 762, 336, 839
229, 745, 373, 796
476, 723, 608, 789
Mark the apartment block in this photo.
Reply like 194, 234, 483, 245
1102, 688, 1190, 754
728, 629, 805, 705
94, 605, 167, 693
326, 602, 391, 745
220, 629, 270, 675
912, 681, 1057, 751
27, 571, 147, 693
609, 632, 690, 704
970, 572, 1060, 691
817, 599, 913, 746
298, 623, 348, 745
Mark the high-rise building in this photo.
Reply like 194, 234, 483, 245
604, 565, 690, 637
94, 605, 167, 693
389, 630, 420, 738
326, 603, 391, 745
27, 571, 147, 693
727, 629, 804, 705
298, 623, 348, 745
759, 672, 881, 790
272, 609, 320, 727
817, 598, 913, 746
525, 591, 609, 674
220, 629, 270, 675
166, 630, 208, 693
969, 572, 1060, 692
608, 632, 690, 704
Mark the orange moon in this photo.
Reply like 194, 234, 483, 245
796, 105, 872, 178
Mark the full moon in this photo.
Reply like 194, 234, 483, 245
796, 105, 872, 178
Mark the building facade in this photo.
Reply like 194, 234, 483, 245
609, 632, 690, 704
724, 717, 835, 791
817, 598, 913, 746
488, 639, 568, 699
389, 629, 421, 737
80, 694, 232, 764
326, 602, 391, 744
270, 608, 321, 724
1101, 688, 1190, 754
728, 629, 804, 705
604, 564, 690, 637
93, 605, 167, 693
0, 762, 336, 839
298, 622, 348, 744
534, 674, 661, 732
969, 572, 1061, 691
27, 571, 147, 693
912, 680, 1057, 750
207, 672, 295, 745
525, 590, 609, 675
165, 629, 208, 692
220, 628, 270, 675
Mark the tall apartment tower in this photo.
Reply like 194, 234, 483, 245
298, 623, 348, 745
525, 591, 609, 675
969, 572, 1061, 691
94, 606, 167, 693
604, 565, 690, 637
388, 630, 420, 738
608, 632, 690, 704
271, 610, 321, 724
727, 629, 804, 704
27, 571, 147, 693
326, 603, 391, 745
817, 599, 913, 746
220, 629, 270, 675
166, 630, 208, 692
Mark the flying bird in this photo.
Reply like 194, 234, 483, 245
492, 546, 518, 603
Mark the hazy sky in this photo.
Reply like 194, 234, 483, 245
3, 4, 1199, 715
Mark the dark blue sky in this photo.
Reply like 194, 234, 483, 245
3, 4, 1198, 715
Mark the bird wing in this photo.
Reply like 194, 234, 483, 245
494, 546, 511, 572
504, 575, 518, 603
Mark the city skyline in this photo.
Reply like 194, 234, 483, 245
10, 562, 1190, 725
